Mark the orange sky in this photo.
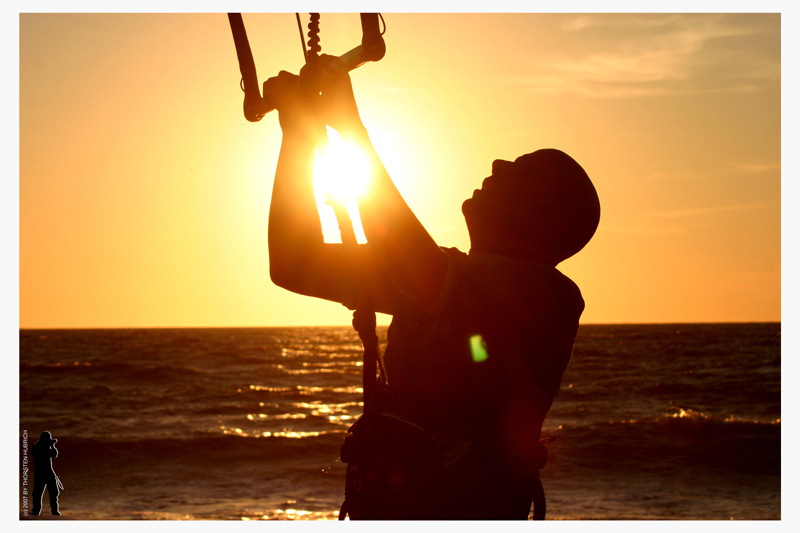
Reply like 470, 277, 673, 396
18, 12, 782, 328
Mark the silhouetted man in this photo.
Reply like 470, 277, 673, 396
32, 431, 62, 516
264, 66, 600, 519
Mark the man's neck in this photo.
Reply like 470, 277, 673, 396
469, 245, 558, 267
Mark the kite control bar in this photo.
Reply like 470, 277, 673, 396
228, 13, 386, 123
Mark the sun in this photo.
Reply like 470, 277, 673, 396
314, 128, 369, 244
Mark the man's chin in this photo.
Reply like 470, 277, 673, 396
461, 197, 478, 218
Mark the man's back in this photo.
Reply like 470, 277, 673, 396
352, 247, 584, 518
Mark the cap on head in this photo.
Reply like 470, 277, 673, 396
508, 149, 600, 263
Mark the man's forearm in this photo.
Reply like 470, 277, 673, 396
268, 131, 323, 284
349, 128, 448, 307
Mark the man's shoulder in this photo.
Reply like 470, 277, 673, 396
449, 248, 581, 298
430, 247, 583, 325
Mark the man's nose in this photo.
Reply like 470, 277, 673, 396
491, 159, 515, 176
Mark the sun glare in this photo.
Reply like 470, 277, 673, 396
314, 128, 369, 244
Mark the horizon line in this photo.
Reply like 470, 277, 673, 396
18, 320, 782, 331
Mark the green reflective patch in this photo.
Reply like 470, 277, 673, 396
470, 334, 488, 363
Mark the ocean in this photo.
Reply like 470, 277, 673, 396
19, 323, 780, 520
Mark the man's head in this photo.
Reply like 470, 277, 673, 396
462, 149, 600, 266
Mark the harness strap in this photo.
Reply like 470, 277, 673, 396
326, 197, 386, 411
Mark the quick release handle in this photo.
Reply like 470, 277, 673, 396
228, 13, 275, 122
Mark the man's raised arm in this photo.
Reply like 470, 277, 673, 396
265, 68, 448, 310
322, 71, 449, 308
266, 71, 355, 305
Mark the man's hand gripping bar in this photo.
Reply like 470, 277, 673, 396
228, 13, 386, 123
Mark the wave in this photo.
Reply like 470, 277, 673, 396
20, 361, 201, 383
545, 410, 780, 478
23, 432, 348, 468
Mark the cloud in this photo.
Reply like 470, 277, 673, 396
728, 162, 782, 174
645, 161, 781, 181
512, 14, 780, 98
649, 203, 777, 218
601, 223, 685, 235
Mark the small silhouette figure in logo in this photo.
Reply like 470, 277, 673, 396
31, 431, 63, 516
